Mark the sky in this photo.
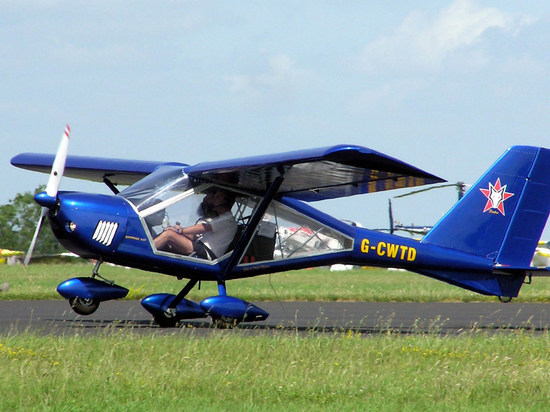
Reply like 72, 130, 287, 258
2, 1, 550, 237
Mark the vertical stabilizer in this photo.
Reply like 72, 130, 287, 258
422, 146, 550, 267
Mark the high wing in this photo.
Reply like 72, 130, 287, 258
10, 153, 187, 186
185, 144, 445, 201
11, 145, 445, 200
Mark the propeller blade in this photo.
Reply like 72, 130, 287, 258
45, 124, 71, 197
24, 125, 71, 265
24, 207, 47, 266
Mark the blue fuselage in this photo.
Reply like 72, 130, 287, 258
48, 191, 495, 286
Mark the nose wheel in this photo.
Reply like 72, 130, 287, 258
69, 297, 100, 315
155, 309, 179, 328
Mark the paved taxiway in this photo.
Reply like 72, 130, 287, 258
2, 300, 550, 335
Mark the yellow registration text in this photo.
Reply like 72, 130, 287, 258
360, 239, 416, 261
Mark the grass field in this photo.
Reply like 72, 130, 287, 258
1, 330, 550, 411
2, 263, 550, 410
3, 262, 550, 302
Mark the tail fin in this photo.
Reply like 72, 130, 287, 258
422, 146, 550, 267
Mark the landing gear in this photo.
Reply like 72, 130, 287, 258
141, 282, 207, 328
69, 297, 100, 315
153, 311, 179, 328
206, 282, 240, 328
157, 279, 200, 327
141, 280, 269, 328
57, 260, 129, 316
200, 282, 268, 327
212, 316, 240, 329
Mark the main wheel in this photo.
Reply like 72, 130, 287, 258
69, 297, 100, 315
153, 314, 179, 328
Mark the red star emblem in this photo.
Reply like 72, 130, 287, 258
480, 178, 514, 216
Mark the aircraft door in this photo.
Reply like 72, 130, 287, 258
238, 200, 352, 264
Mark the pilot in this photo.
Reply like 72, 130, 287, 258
153, 188, 237, 259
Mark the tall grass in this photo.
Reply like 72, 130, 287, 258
3, 264, 550, 410
1, 329, 549, 411
2, 263, 550, 302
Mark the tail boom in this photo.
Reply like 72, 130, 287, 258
352, 230, 523, 297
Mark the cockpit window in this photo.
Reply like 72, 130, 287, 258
238, 201, 352, 264
118, 166, 191, 212
135, 183, 239, 262
120, 169, 352, 264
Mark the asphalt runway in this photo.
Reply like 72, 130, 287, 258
2, 300, 550, 336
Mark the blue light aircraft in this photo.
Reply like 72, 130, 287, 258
10, 126, 550, 326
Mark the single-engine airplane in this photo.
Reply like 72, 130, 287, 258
10, 126, 550, 326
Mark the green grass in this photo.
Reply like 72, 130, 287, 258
3, 263, 550, 410
1, 330, 550, 411
2, 262, 550, 302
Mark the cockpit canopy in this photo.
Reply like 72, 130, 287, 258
118, 166, 190, 212
119, 166, 353, 264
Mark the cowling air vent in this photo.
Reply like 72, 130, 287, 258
92, 221, 119, 246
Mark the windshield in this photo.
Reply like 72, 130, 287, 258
118, 166, 191, 211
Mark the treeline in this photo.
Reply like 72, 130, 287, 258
0, 186, 64, 256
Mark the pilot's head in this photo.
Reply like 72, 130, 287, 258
201, 187, 235, 217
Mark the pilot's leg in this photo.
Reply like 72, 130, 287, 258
154, 230, 194, 254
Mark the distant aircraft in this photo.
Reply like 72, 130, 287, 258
0, 249, 24, 264
10, 125, 550, 326
532, 241, 550, 267
385, 182, 469, 236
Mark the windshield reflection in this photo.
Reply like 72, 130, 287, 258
118, 166, 191, 211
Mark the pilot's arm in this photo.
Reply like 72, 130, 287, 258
164, 222, 211, 240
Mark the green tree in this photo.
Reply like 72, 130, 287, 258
0, 186, 64, 256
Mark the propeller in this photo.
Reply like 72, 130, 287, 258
24, 125, 71, 265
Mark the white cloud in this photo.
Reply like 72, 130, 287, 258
226, 54, 313, 103
359, 0, 534, 74
351, 78, 428, 113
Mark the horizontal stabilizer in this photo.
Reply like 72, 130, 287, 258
495, 267, 550, 277
418, 269, 525, 297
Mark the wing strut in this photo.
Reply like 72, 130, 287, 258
221, 173, 285, 279
165, 279, 199, 314
162, 173, 284, 313
103, 176, 120, 194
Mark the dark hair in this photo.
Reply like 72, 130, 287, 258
221, 190, 236, 209
204, 187, 236, 210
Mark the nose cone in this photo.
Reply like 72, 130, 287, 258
34, 191, 57, 210
50, 192, 130, 257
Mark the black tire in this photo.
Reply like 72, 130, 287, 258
211, 316, 240, 329
153, 314, 179, 328
69, 297, 100, 315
